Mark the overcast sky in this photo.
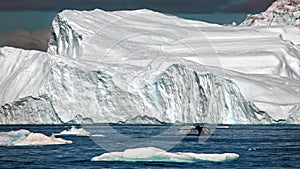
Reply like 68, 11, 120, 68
0, 0, 276, 51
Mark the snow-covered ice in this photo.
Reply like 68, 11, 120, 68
241, 0, 300, 26
0, 1, 300, 124
46, 7, 300, 124
91, 147, 239, 163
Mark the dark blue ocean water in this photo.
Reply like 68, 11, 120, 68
0, 125, 299, 168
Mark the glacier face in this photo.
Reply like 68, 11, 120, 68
1, 7, 300, 124
0, 47, 272, 124
47, 54, 273, 124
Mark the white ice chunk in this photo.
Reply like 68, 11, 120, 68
0, 129, 72, 146
91, 147, 239, 163
55, 125, 91, 136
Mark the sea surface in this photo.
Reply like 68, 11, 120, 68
0, 11, 247, 34
0, 125, 299, 168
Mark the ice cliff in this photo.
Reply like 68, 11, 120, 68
1, 4, 300, 124
0, 47, 272, 124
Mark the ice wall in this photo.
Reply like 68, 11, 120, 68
46, 9, 300, 124
0, 47, 62, 124
1, 7, 300, 124
0, 46, 272, 124
49, 55, 272, 124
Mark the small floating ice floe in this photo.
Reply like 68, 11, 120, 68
0, 129, 72, 146
91, 147, 239, 163
55, 125, 91, 136
91, 134, 105, 137
216, 126, 229, 129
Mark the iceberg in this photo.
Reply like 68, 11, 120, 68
0, 129, 72, 146
0, 1, 299, 124
240, 0, 300, 26
55, 125, 91, 136
0, 129, 29, 146
46, 8, 300, 124
91, 147, 239, 163
0, 48, 274, 124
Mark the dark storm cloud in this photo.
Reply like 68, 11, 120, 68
0, 0, 276, 13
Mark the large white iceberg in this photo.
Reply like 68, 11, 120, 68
91, 147, 239, 163
0, 3, 300, 124
0, 46, 275, 124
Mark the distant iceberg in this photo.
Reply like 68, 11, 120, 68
91, 147, 239, 163
240, 0, 300, 26
0, 129, 72, 146
55, 125, 91, 136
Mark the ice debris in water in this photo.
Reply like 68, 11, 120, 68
91, 147, 239, 163
0, 129, 72, 146
55, 125, 91, 136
